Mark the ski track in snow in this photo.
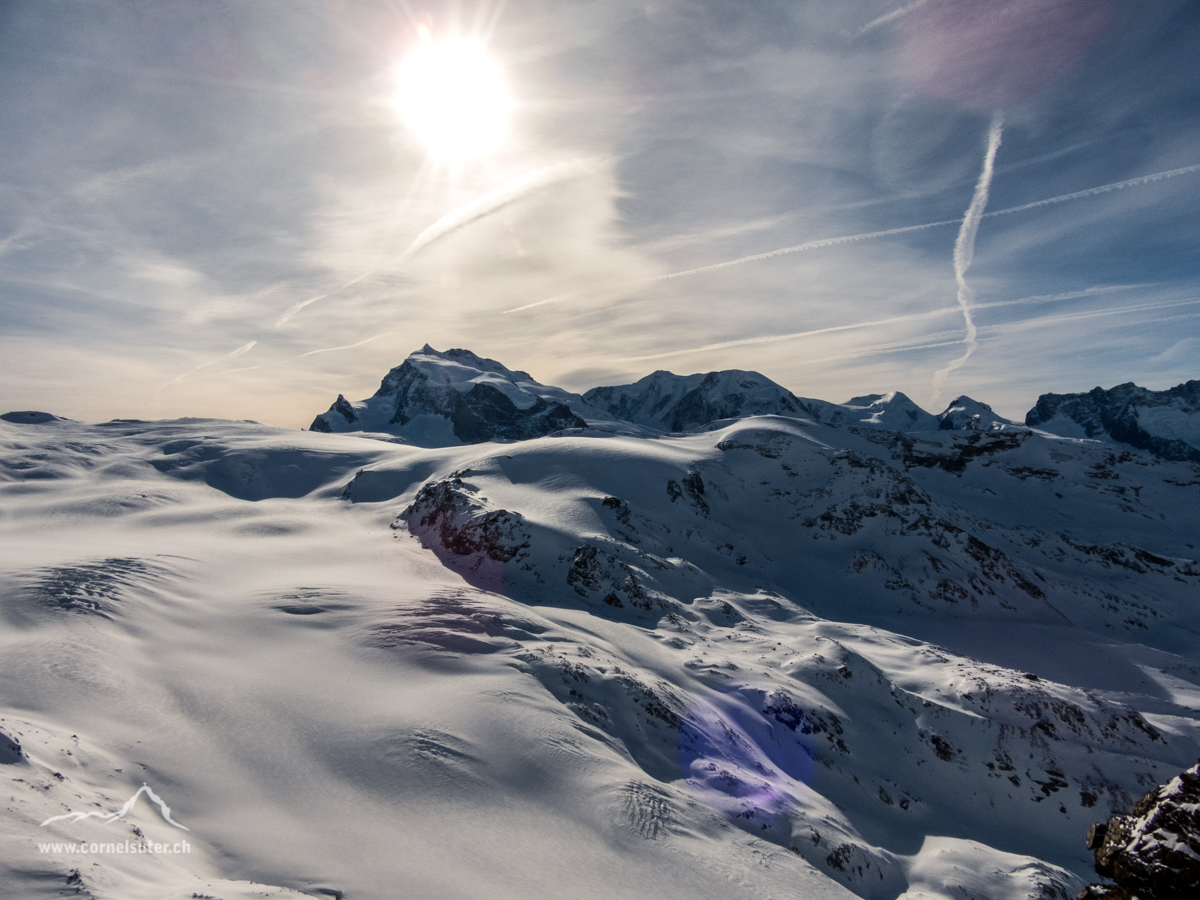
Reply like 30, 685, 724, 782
2, 412, 1199, 899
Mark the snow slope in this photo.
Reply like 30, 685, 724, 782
2, 407, 1198, 900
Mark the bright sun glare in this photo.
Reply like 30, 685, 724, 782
394, 37, 511, 161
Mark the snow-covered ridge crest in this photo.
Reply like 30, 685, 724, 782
310, 346, 1199, 462
310, 344, 592, 446
582, 368, 837, 432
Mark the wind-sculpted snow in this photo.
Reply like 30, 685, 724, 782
9, 556, 175, 621
2, 410, 1199, 899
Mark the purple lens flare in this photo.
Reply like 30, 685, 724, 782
899, 0, 1115, 110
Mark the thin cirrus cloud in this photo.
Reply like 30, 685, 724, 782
0, 0, 1196, 426
274, 157, 608, 326
503, 162, 1200, 317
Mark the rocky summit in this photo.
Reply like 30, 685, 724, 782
1026, 381, 1200, 462
1079, 762, 1200, 900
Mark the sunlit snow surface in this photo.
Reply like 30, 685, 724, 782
2, 414, 1199, 899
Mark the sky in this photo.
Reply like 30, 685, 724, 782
1, 0, 1198, 427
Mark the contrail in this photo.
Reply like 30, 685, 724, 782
293, 331, 394, 360
772, 296, 1200, 370
500, 216, 965, 314
158, 340, 257, 391
981, 161, 1200, 219
616, 284, 1146, 363
930, 113, 1003, 404
503, 160, 1200, 315
276, 158, 606, 326
617, 308, 962, 362
645, 217, 963, 284
856, 0, 932, 37
396, 158, 606, 263
502, 290, 584, 315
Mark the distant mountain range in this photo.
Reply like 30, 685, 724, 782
310, 345, 1199, 461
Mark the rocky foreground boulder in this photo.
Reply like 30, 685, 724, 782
1079, 762, 1200, 900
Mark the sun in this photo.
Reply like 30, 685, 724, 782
393, 36, 511, 161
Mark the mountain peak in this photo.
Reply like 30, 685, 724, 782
836, 391, 939, 431
583, 368, 830, 432
310, 345, 588, 446
1026, 379, 1200, 461
936, 395, 1019, 432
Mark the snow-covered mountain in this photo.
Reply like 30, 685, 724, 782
313, 348, 1045, 447
825, 392, 941, 431
1026, 380, 1200, 462
581, 369, 836, 432
310, 345, 593, 445
4, 376, 1199, 899
935, 396, 1021, 432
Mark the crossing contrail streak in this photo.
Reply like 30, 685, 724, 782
617, 308, 961, 362
503, 161, 1200, 316
931, 113, 1003, 403
980, 161, 1200, 219
856, 0, 932, 37
645, 217, 963, 284
616, 284, 1146, 362
276, 158, 605, 326
395, 158, 605, 264
158, 340, 257, 392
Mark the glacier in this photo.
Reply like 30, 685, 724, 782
2, 350, 1199, 900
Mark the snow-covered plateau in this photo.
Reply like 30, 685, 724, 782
2, 350, 1199, 900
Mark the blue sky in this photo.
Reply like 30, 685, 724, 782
1, 0, 1198, 425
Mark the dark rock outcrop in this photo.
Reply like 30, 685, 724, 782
1078, 762, 1200, 900
446, 383, 585, 443
0, 729, 22, 764
0, 411, 66, 425
1027, 381, 1200, 462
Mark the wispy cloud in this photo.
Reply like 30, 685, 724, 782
3, 1, 1197, 427
856, 0, 932, 38
504, 161, 1200, 317
616, 283, 1148, 364
158, 340, 257, 392
275, 158, 607, 325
